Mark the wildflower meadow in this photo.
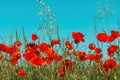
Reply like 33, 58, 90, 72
0, 0, 120, 80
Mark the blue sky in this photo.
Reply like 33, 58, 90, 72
0, 0, 120, 48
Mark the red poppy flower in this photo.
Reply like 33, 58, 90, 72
63, 59, 75, 73
26, 43, 39, 57
9, 57, 18, 65
0, 44, 9, 51
23, 51, 37, 61
39, 43, 51, 52
95, 65, 99, 69
78, 51, 87, 60
27, 43, 38, 49
9, 52, 21, 65
54, 55, 63, 62
56, 59, 75, 77
14, 41, 22, 47
18, 69, 26, 76
107, 36, 116, 43
6, 47, 16, 55
88, 43, 96, 50
86, 54, 95, 61
111, 30, 120, 39
63, 59, 74, 68
32, 34, 38, 41
72, 32, 85, 44
45, 48, 55, 59
0, 44, 17, 55
55, 66, 66, 77
43, 57, 53, 64
94, 48, 102, 53
28, 48, 40, 57
94, 53, 102, 63
30, 57, 46, 66
12, 52, 21, 60
39, 43, 55, 59
96, 33, 109, 42
0, 54, 4, 60
103, 59, 117, 71
50, 39, 60, 46
64, 40, 73, 50
107, 45, 119, 57
96, 30, 120, 43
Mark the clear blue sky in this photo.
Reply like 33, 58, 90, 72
0, 0, 120, 47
